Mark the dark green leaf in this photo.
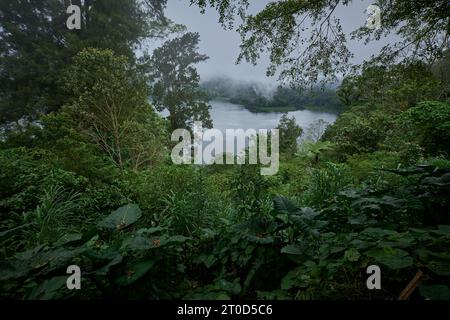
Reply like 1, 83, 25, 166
365, 248, 413, 269
116, 259, 156, 286
419, 285, 450, 300
98, 204, 141, 230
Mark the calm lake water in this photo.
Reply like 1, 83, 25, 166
209, 100, 337, 160
163, 100, 338, 161
209, 100, 337, 133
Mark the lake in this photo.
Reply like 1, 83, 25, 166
209, 100, 337, 133
206, 100, 338, 160
163, 100, 338, 161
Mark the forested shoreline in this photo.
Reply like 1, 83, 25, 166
201, 77, 343, 113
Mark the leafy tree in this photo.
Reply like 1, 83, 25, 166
336, 76, 361, 107
0, 0, 172, 125
297, 140, 335, 164
276, 113, 303, 154
399, 101, 450, 155
36, 111, 120, 180
229, 85, 271, 112
322, 107, 394, 156
147, 32, 212, 130
229, 164, 270, 219
431, 50, 450, 100
305, 119, 329, 143
62, 48, 167, 170
337, 62, 441, 109
192, 0, 449, 86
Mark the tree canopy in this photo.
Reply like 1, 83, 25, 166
192, 0, 450, 86
0, 0, 173, 124
147, 32, 212, 130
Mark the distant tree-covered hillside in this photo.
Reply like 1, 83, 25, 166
201, 77, 343, 113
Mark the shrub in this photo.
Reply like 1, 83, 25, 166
302, 162, 353, 207
399, 101, 450, 155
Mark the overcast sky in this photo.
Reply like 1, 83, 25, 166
164, 0, 396, 83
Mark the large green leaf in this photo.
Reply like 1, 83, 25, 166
121, 235, 154, 251
365, 248, 413, 269
122, 234, 190, 251
273, 196, 299, 215
0, 246, 85, 281
28, 276, 68, 300
200, 254, 217, 268
243, 234, 274, 244
54, 233, 83, 247
344, 248, 361, 262
93, 254, 123, 276
0, 259, 31, 281
136, 227, 165, 235
116, 259, 156, 286
166, 235, 191, 244
426, 260, 450, 276
38, 247, 86, 272
97, 204, 141, 230
431, 225, 450, 237
184, 279, 241, 300
360, 228, 398, 239
281, 267, 311, 290
419, 285, 450, 300
0, 223, 31, 242
281, 244, 303, 255
211, 279, 241, 295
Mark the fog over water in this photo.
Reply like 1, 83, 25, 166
161, 1, 368, 158
210, 100, 337, 133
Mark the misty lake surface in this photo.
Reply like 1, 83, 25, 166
204, 100, 338, 158
209, 100, 337, 133
163, 100, 338, 160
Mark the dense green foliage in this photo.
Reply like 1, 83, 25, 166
0, 0, 173, 124
192, 0, 449, 87
276, 114, 303, 154
0, 0, 449, 301
147, 32, 212, 130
